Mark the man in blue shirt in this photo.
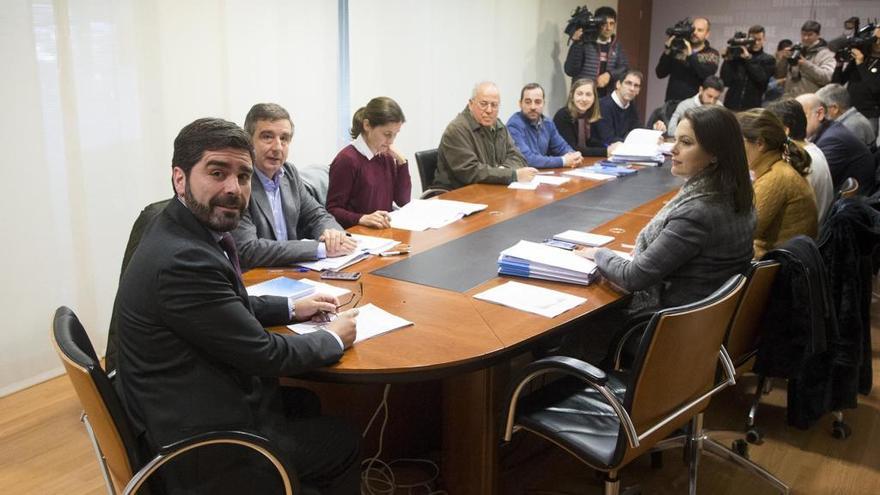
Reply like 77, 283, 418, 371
507, 83, 584, 168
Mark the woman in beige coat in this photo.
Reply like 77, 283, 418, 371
738, 108, 818, 258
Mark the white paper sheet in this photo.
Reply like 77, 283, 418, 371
288, 303, 412, 344
553, 230, 614, 247
473, 281, 586, 318
562, 168, 616, 181
388, 199, 488, 231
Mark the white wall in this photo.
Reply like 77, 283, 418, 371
347, 0, 599, 192
0, 0, 339, 396
1, 0, 604, 395
645, 0, 880, 116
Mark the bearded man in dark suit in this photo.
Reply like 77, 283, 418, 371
114, 117, 360, 494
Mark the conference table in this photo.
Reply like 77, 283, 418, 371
243, 161, 682, 494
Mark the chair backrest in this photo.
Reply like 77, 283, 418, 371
620, 274, 747, 464
415, 148, 439, 190
106, 199, 170, 372
724, 261, 780, 367
839, 177, 859, 199
53, 306, 141, 492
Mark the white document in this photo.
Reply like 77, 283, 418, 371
553, 230, 614, 247
473, 281, 586, 318
349, 233, 399, 254
610, 128, 665, 162
533, 175, 570, 185
298, 251, 369, 272
563, 168, 616, 181
508, 181, 539, 190
288, 303, 413, 344
389, 199, 488, 231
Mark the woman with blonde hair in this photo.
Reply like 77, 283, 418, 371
327, 96, 411, 229
737, 108, 818, 258
552, 78, 610, 156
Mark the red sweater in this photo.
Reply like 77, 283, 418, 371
326, 144, 412, 228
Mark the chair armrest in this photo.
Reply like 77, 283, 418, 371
419, 188, 449, 199
521, 356, 608, 385
123, 430, 297, 495
503, 356, 640, 449
611, 315, 653, 370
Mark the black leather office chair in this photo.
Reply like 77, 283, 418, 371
414, 148, 448, 199
651, 261, 790, 494
105, 199, 169, 372
503, 274, 746, 495
52, 306, 301, 495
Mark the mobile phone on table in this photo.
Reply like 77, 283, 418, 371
320, 271, 362, 281
543, 239, 577, 250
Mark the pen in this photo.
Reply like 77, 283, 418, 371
379, 250, 410, 257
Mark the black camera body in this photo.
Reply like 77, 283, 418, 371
727, 32, 756, 59
565, 5, 605, 43
836, 22, 876, 63
787, 43, 804, 65
666, 18, 695, 52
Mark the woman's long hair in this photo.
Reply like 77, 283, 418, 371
681, 105, 754, 214
737, 108, 811, 176
566, 78, 601, 123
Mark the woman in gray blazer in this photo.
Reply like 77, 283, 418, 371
574, 105, 757, 364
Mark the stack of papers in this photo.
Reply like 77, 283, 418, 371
498, 240, 599, 285
349, 233, 399, 254
247, 277, 315, 300
389, 199, 487, 231
298, 251, 369, 272
298, 233, 400, 271
553, 230, 614, 247
473, 281, 587, 317
288, 303, 413, 344
609, 129, 665, 163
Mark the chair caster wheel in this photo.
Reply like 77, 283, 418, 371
745, 427, 763, 444
732, 439, 749, 458
832, 420, 851, 439
650, 451, 663, 469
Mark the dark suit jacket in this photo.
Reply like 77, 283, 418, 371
232, 162, 343, 270
114, 198, 342, 450
814, 120, 875, 194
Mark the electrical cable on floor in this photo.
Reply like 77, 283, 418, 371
360, 384, 447, 494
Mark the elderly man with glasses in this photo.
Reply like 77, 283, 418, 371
433, 81, 537, 191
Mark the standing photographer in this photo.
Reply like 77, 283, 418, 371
720, 25, 775, 111
655, 17, 720, 105
564, 6, 629, 98
833, 24, 880, 137
775, 20, 835, 98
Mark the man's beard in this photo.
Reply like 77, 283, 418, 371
184, 182, 245, 232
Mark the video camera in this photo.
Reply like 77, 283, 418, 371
666, 18, 695, 52
564, 6, 605, 43
834, 19, 876, 63
726, 31, 756, 59
787, 44, 804, 65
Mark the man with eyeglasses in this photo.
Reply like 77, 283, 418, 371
232, 103, 356, 269
596, 70, 645, 154
433, 81, 537, 190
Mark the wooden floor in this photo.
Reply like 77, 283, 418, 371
3, 302, 880, 494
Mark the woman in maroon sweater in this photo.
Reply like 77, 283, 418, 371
327, 97, 412, 228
